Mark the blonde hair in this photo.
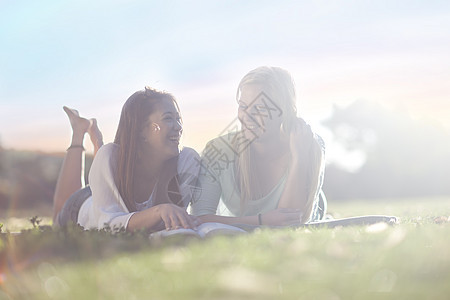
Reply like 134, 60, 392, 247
234, 66, 323, 222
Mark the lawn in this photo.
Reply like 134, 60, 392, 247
1, 197, 449, 300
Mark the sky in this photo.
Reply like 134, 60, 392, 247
1, 0, 449, 169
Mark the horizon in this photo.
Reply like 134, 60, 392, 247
1, 1, 450, 171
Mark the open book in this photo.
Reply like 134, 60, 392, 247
231, 215, 399, 231
149, 222, 247, 239
303, 215, 398, 228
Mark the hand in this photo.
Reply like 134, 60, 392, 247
289, 118, 316, 164
260, 208, 303, 226
156, 203, 200, 230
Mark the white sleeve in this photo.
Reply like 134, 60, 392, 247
87, 143, 135, 230
177, 147, 201, 208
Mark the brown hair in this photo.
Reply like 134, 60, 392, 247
113, 87, 182, 212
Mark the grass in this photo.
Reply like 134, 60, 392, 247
1, 197, 449, 299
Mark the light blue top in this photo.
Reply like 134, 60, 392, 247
191, 132, 326, 221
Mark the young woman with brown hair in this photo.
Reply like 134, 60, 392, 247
53, 87, 200, 232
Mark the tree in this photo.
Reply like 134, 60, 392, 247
322, 100, 450, 200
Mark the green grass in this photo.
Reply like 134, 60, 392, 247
1, 197, 449, 299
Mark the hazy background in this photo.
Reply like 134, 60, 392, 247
1, 0, 450, 210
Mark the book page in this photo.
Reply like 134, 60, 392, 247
149, 223, 246, 239
149, 228, 200, 239
196, 222, 247, 238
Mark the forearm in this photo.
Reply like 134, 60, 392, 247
279, 141, 323, 221
126, 206, 163, 232
278, 160, 309, 209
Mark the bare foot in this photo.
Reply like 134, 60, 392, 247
63, 106, 91, 135
88, 118, 104, 155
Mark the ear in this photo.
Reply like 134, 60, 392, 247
152, 123, 161, 131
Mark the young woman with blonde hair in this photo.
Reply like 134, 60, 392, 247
192, 66, 326, 226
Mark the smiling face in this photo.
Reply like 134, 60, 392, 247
238, 84, 282, 143
141, 99, 183, 159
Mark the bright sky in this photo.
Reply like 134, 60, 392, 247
1, 0, 449, 168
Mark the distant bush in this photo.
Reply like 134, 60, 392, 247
0, 149, 93, 210
322, 100, 450, 200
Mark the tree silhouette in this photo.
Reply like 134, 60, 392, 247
322, 100, 450, 200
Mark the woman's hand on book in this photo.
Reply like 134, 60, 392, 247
261, 208, 303, 226
156, 203, 200, 230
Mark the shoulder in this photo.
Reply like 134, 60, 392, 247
179, 147, 200, 160
177, 147, 201, 174
91, 143, 119, 169
96, 142, 119, 157
199, 134, 237, 179
180, 147, 199, 157
202, 133, 238, 158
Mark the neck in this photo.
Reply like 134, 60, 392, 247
137, 160, 162, 179
136, 150, 166, 179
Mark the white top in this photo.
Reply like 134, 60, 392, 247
78, 143, 200, 230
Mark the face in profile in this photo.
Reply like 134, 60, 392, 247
141, 99, 183, 159
238, 84, 282, 143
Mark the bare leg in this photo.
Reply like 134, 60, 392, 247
52, 107, 103, 222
